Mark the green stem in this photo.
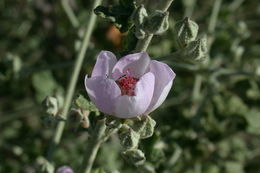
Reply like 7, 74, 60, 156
208, 0, 222, 50
61, 0, 80, 28
190, 74, 203, 116
46, 0, 103, 170
79, 119, 107, 173
134, 0, 174, 52
192, 75, 203, 102
208, 0, 222, 34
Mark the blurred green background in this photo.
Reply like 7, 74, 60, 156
0, 0, 260, 172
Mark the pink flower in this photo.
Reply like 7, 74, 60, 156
56, 166, 74, 173
85, 51, 176, 118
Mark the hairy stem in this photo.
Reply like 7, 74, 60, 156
46, 0, 103, 170
208, 0, 222, 34
79, 119, 106, 173
134, 0, 174, 52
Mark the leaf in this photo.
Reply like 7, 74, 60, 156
32, 71, 59, 102
245, 109, 260, 135
74, 94, 100, 115
94, 2, 136, 33
225, 161, 244, 173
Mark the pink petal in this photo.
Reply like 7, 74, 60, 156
114, 72, 155, 118
145, 60, 176, 114
112, 52, 151, 80
91, 51, 117, 78
85, 76, 121, 115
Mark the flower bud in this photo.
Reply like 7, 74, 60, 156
42, 96, 65, 127
174, 17, 199, 49
43, 96, 59, 116
132, 115, 156, 139
56, 166, 74, 173
144, 10, 169, 35
118, 125, 140, 149
122, 149, 146, 166
183, 35, 207, 61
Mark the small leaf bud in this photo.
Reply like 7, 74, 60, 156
43, 96, 59, 116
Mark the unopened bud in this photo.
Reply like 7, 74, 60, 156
118, 125, 140, 149
144, 10, 169, 35
174, 17, 199, 49
132, 115, 156, 139
183, 36, 207, 61
122, 149, 146, 166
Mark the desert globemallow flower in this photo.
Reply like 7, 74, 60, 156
84, 51, 176, 118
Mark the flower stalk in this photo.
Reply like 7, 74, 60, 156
45, 0, 103, 171
79, 119, 107, 173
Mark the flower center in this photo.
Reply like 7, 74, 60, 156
117, 74, 139, 96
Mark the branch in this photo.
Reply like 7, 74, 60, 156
45, 0, 103, 171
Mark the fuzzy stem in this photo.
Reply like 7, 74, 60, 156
46, 0, 103, 170
79, 119, 107, 173
61, 0, 79, 28
135, 35, 153, 52
208, 0, 222, 50
134, 0, 174, 52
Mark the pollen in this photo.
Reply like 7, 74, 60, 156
117, 75, 139, 96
